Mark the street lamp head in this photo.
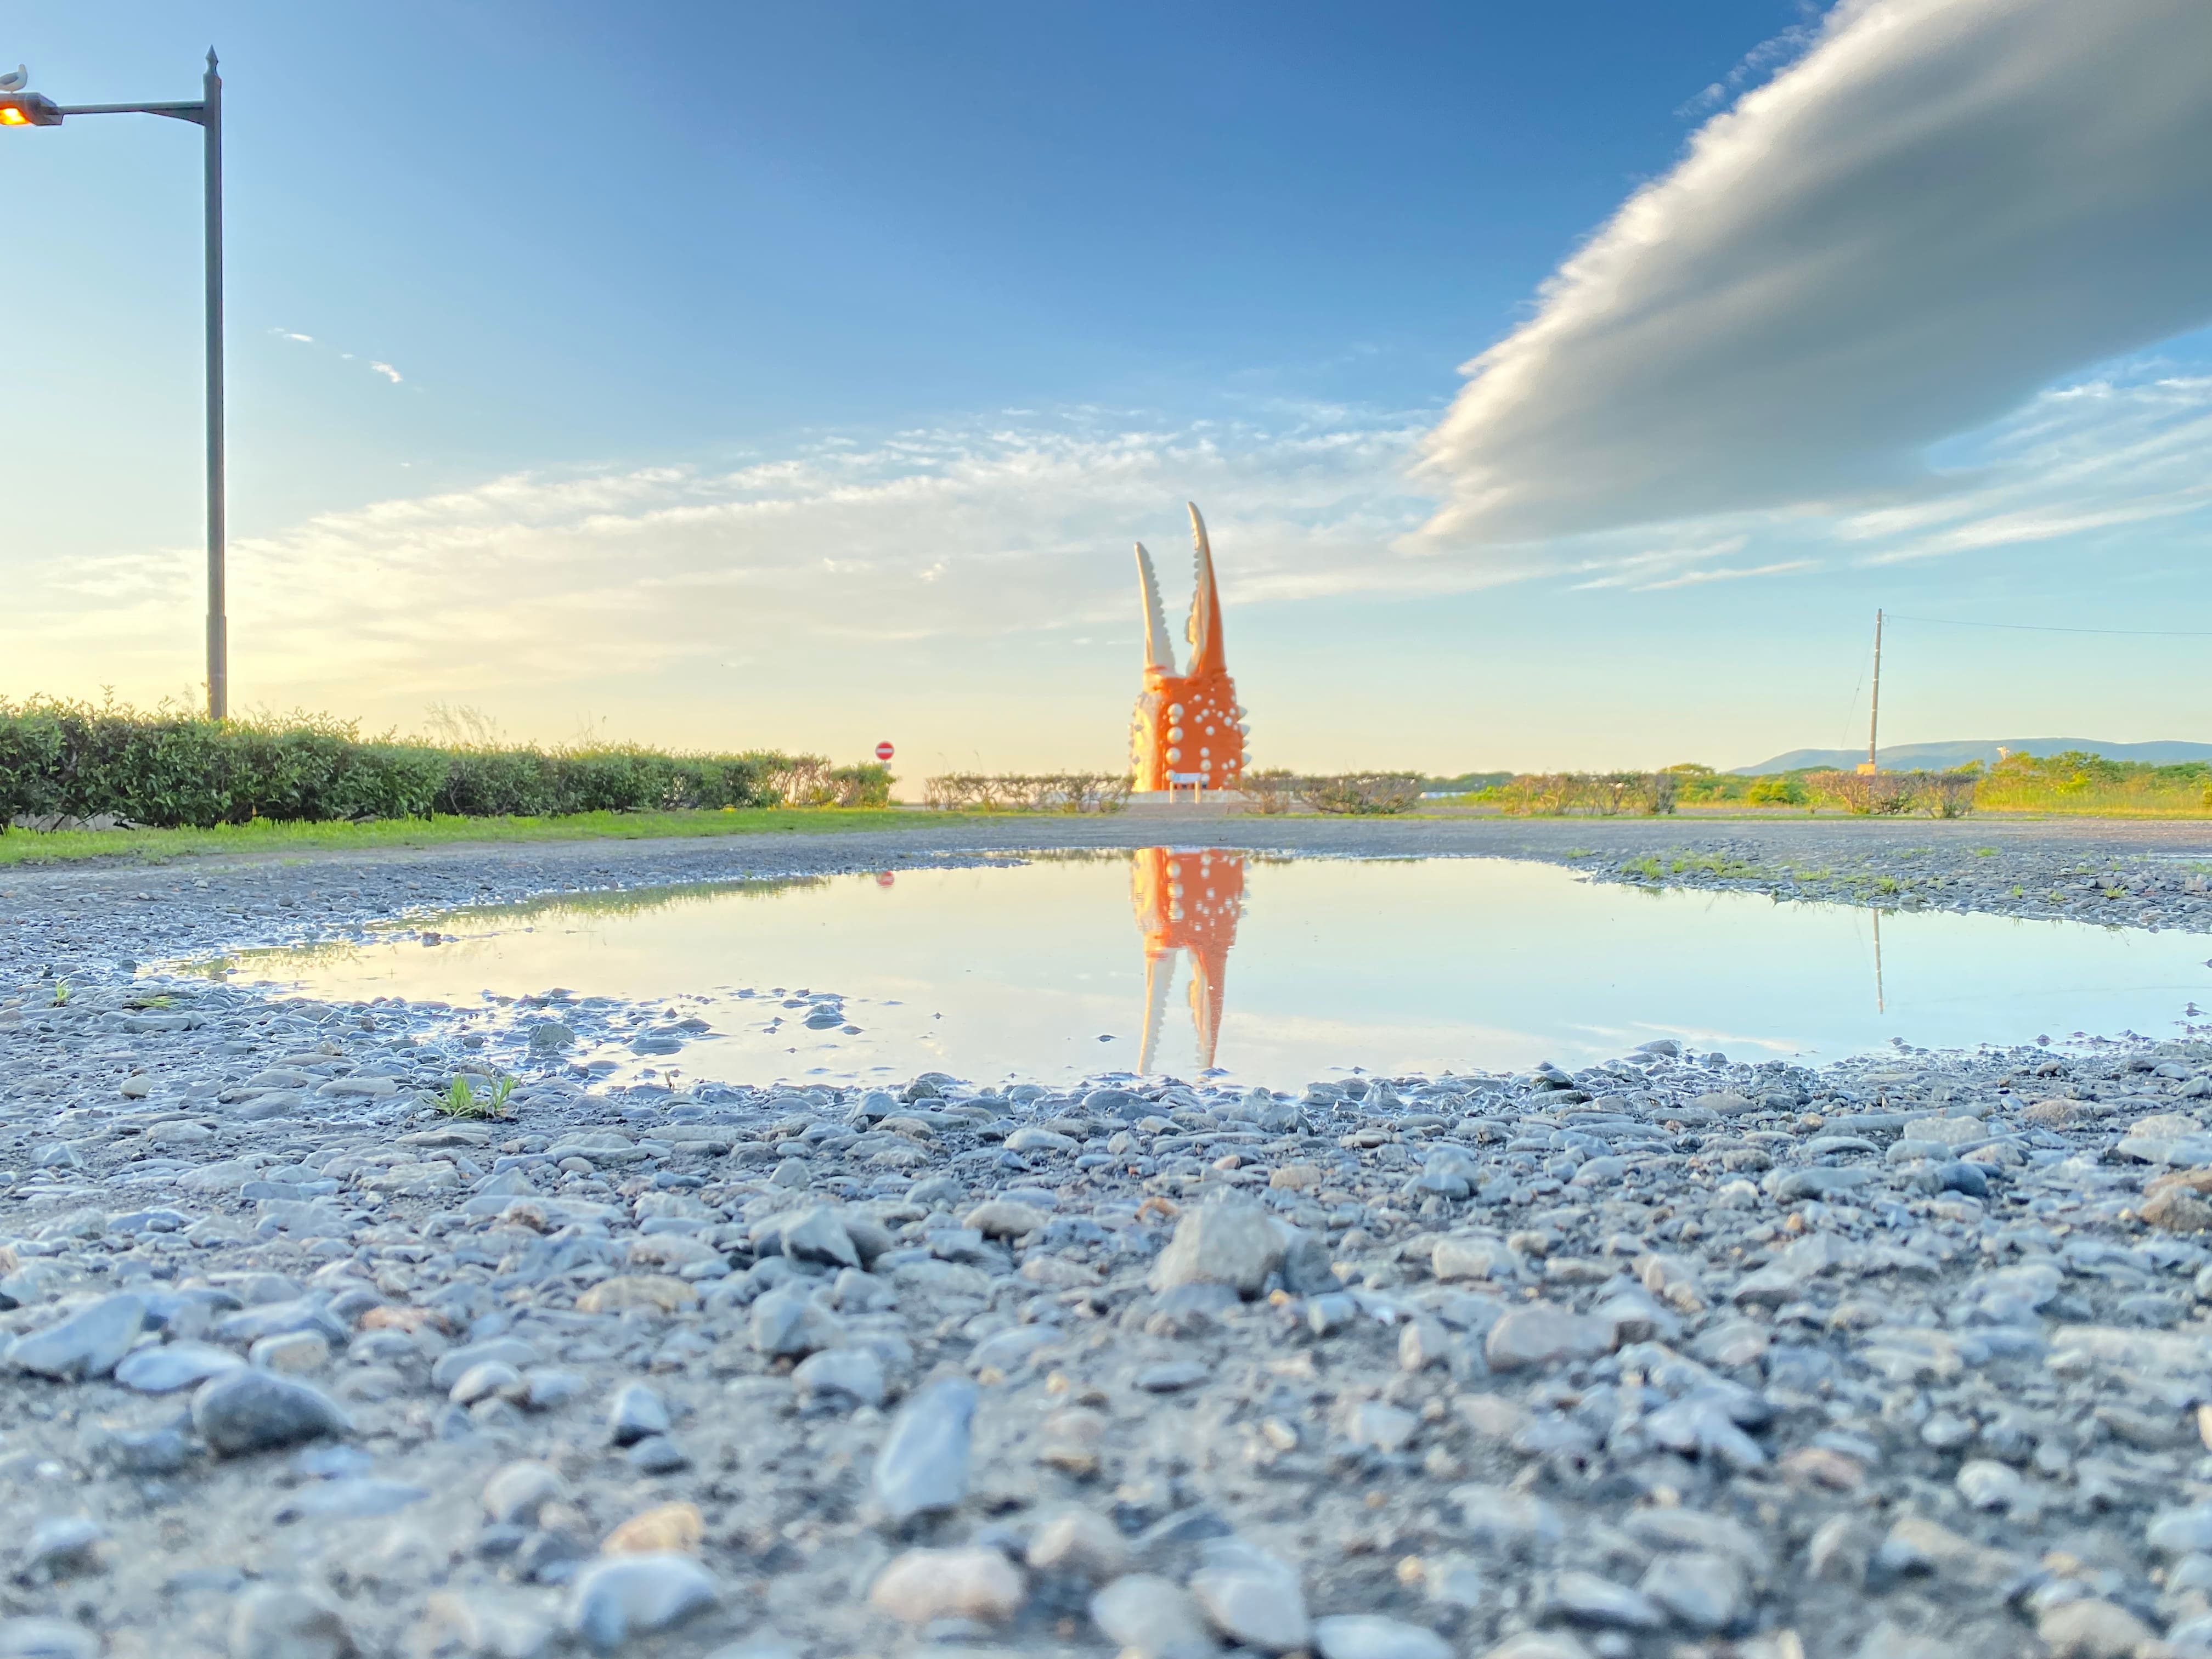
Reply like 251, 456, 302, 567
0, 91, 63, 127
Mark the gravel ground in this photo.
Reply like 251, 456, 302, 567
3, 817, 2212, 1658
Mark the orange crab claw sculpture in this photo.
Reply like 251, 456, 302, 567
1131, 847, 1246, 1072
1130, 504, 1248, 794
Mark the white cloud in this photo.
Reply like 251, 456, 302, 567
369, 361, 403, 384
7, 413, 1447, 715
1415, 0, 2212, 549
1632, 558, 1819, 592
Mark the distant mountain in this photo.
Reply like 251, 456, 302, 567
1733, 739, 2212, 776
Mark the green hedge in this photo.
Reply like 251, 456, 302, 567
0, 698, 838, 828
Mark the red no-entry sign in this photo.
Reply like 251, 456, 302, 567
874, 741, 894, 762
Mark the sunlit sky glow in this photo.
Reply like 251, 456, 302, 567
6, 1, 2211, 775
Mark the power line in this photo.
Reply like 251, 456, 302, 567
1887, 613, 2212, 639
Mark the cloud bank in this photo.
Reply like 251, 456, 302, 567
1417, 0, 2212, 545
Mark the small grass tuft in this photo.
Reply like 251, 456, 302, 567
430, 1075, 516, 1119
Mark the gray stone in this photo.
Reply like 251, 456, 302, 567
7, 1293, 145, 1381
751, 1285, 842, 1357
0, 1620, 98, 1659
566, 1553, 718, 1654
1312, 1614, 1454, 1659
483, 1460, 568, 1525
1190, 1556, 1310, 1652
1137, 1360, 1212, 1392
430, 1338, 541, 1391
1551, 1570, 1665, 1629
523, 1368, 585, 1411
270, 1479, 426, 1522
1454, 1483, 1564, 1553
228, 1584, 357, 1658
450, 1359, 525, 1406
606, 1381, 670, 1446
193, 1370, 350, 1455
872, 1376, 977, 1522
1637, 1549, 1750, 1631
1433, 1234, 1522, 1283
626, 1435, 692, 1475
1956, 1458, 2029, 1512
115, 1340, 244, 1393
1149, 1203, 1285, 1298
1485, 1303, 1616, 1371
1090, 1573, 1216, 1659
779, 1206, 859, 1268
964, 1199, 1048, 1238
793, 1346, 887, 1409
1347, 1401, 1420, 1453
22, 1517, 103, 1575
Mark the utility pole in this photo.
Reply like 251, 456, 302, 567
1860, 608, 1884, 776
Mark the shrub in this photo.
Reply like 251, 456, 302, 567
0, 696, 836, 829
1243, 770, 1298, 815
1297, 774, 1425, 815
1807, 769, 1976, 817
1746, 774, 1809, 806
1484, 772, 1678, 817
920, 774, 1130, 812
1972, 751, 2212, 815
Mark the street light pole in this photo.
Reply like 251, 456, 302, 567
201, 51, 225, 721
4, 53, 228, 718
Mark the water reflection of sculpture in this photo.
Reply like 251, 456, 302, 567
1130, 504, 1249, 794
1131, 847, 1245, 1073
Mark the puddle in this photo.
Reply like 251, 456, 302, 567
189, 851, 2212, 1087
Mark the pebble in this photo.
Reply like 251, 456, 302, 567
1485, 1303, 1617, 1371
227, 1584, 357, 1659
7, 1294, 144, 1381
1148, 1202, 1286, 1297
483, 1460, 568, 1525
1312, 1615, 1455, 1659
2036, 1598, 2157, 1657
1025, 1507, 1130, 1581
1091, 1573, 1220, 1659
602, 1501, 704, 1555
792, 1345, 887, 1408
868, 1546, 1026, 1623
872, 1376, 976, 1522
1189, 1547, 1311, 1652
566, 1553, 718, 1653
1637, 1549, 1750, 1630
0, 1619, 99, 1658
1552, 1568, 1666, 1630
191, 1370, 350, 1455
606, 1381, 670, 1446
115, 1340, 244, 1393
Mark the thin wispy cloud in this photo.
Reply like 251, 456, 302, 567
1633, 559, 1819, 593
1416, 0, 2212, 549
267, 326, 407, 387
1674, 4, 1823, 118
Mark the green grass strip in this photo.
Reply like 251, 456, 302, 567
0, 807, 967, 867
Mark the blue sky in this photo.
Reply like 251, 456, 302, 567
6, 0, 2211, 774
